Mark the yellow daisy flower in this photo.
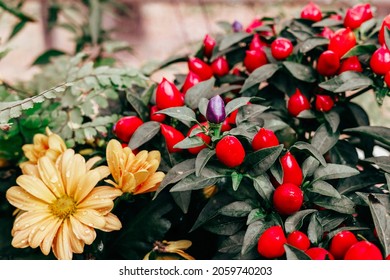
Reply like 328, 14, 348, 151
105, 139, 165, 195
21, 127, 66, 165
6, 149, 122, 260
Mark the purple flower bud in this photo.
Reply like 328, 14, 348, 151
206, 95, 226, 124
232, 20, 243, 32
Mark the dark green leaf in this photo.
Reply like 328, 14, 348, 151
235, 104, 270, 125
312, 18, 343, 27
204, 215, 245, 236
219, 201, 253, 217
285, 209, 317, 234
218, 231, 245, 254
170, 168, 224, 192
319, 71, 373, 93
324, 111, 340, 133
314, 164, 359, 181
284, 244, 311, 260
344, 126, 390, 146
247, 208, 266, 225
173, 136, 204, 149
327, 226, 370, 241
318, 212, 349, 232
244, 144, 284, 175
8, 20, 27, 41
225, 97, 252, 116
185, 77, 215, 109
364, 157, 390, 173
338, 172, 384, 195
313, 195, 356, 214
155, 159, 195, 197
341, 44, 377, 59
368, 194, 390, 256
126, 92, 149, 121
231, 172, 243, 191
307, 213, 323, 245
357, 193, 390, 212
32, 49, 66, 65
171, 191, 192, 214
211, 84, 242, 96
299, 37, 329, 54
329, 140, 359, 166
0, 2, 35, 22
240, 64, 280, 92
241, 220, 268, 255
128, 121, 160, 149
311, 180, 341, 198
195, 148, 216, 176
283, 61, 316, 83
89, 0, 102, 45
219, 32, 252, 50
385, 26, 390, 51
252, 174, 275, 202
156, 106, 197, 125
291, 141, 326, 166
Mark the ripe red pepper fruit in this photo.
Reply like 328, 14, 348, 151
215, 135, 245, 168
306, 247, 335, 260
203, 34, 216, 58
370, 45, 390, 75
300, 2, 322, 22
317, 50, 340, 76
338, 56, 363, 74
319, 27, 334, 39
257, 225, 287, 259
181, 71, 201, 94
287, 89, 311, 117
385, 71, 390, 87
221, 119, 232, 132
249, 33, 266, 51
226, 108, 238, 125
245, 18, 262, 33
328, 27, 357, 59
287, 231, 311, 251
344, 3, 373, 30
155, 78, 184, 110
379, 14, 390, 45
344, 241, 383, 260
211, 56, 230, 77
273, 183, 303, 216
243, 49, 268, 73
252, 128, 279, 151
315, 95, 334, 112
150, 105, 166, 123
280, 151, 303, 186
187, 122, 211, 155
329, 230, 358, 259
271, 38, 293, 60
113, 116, 143, 143
160, 124, 185, 153
188, 57, 214, 81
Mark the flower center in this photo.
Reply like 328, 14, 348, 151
49, 195, 76, 219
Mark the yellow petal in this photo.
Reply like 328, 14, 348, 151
121, 172, 136, 193
28, 215, 57, 248
77, 186, 121, 213
134, 172, 165, 195
74, 170, 101, 203
176, 250, 195, 260
38, 156, 64, 198
165, 240, 192, 252
66, 219, 84, 254
133, 170, 150, 186
52, 222, 73, 260
62, 152, 87, 196
86, 156, 102, 171
73, 209, 106, 229
100, 213, 122, 232
11, 228, 30, 248
48, 133, 66, 152
106, 139, 123, 182
20, 162, 40, 177
69, 216, 96, 245
16, 175, 56, 203
40, 218, 62, 255
6, 186, 49, 211
93, 166, 110, 180
13, 210, 51, 231
147, 150, 161, 163
129, 151, 148, 172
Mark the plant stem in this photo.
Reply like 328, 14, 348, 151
345, 86, 373, 102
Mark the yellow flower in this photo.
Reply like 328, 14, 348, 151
143, 240, 195, 260
6, 149, 122, 260
105, 139, 165, 195
21, 127, 66, 165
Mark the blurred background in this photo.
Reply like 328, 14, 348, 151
0, 0, 390, 124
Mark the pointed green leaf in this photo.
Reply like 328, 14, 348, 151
310, 180, 341, 198
240, 64, 280, 92
171, 191, 192, 214
231, 172, 243, 191
128, 121, 160, 149
241, 220, 269, 255
344, 126, 390, 147
299, 37, 329, 54
219, 201, 252, 217
341, 44, 377, 59
156, 106, 197, 125
185, 77, 215, 109
307, 213, 323, 245
313, 195, 356, 214
368, 194, 390, 257
285, 209, 317, 234
290, 141, 326, 166
314, 164, 359, 181
225, 97, 252, 116
219, 32, 252, 50
252, 174, 275, 202
195, 148, 216, 176
283, 61, 316, 83
284, 244, 311, 260
245, 144, 284, 176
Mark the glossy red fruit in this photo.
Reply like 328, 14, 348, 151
320, 27, 334, 39
379, 14, 390, 45
370, 46, 390, 75
249, 33, 266, 51
211, 56, 230, 77
300, 2, 322, 22
252, 128, 279, 151
113, 116, 143, 143
280, 152, 303, 186
203, 34, 216, 58
287, 231, 311, 251
386, 255, 390, 260
329, 230, 358, 259
181, 71, 201, 94
226, 108, 239, 125
338, 56, 363, 74
273, 183, 303, 216
150, 105, 166, 123
156, 78, 184, 110
221, 119, 232, 132
287, 89, 311, 117
160, 124, 185, 153
344, 3, 373, 30
271, 38, 293, 60
306, 247, 335, 260
385, 71, 390, 87
243, 49, 268, 73
315, 95, 334, 112
317, 50, 340, 76
187, 123, 211, 155
257, 225, 287, 259
328, 28, 357, 59
245, 18, 262, 33
188, 57, 214, 81
344, 241, 383, 260
215, 135, 245, 168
